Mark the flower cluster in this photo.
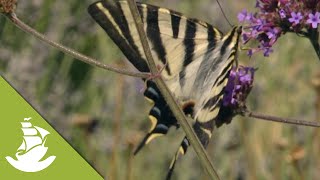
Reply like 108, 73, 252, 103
222, 66, 255, 109
0, 0, 17, 14
238, 0, 320, 56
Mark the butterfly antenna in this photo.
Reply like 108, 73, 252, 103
215, 0, 233, 27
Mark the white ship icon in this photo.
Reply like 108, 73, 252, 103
6, 117, 56, 172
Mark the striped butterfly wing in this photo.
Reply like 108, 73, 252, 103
88, 0, 241, 178
167, 27, 241, 178
88, 0, 223, 145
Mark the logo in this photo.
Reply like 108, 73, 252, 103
5, 117, 56, 172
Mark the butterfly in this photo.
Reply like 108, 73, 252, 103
88, 0, 242, 178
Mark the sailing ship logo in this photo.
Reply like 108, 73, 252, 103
5, 117, 56, 172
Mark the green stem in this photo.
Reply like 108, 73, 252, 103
243, 109, 320, 127
4, 13, 150, 79
126, 0, 220, 179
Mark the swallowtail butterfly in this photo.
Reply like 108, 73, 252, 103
88, 0, 242, 178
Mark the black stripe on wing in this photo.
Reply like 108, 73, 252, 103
193, 24, 220, 89
220, 26, 238, 56
179, 21, 197, 87
183, 21, 197, 67
88, 1, 149, 72
170, 11, 181, 39
136, 2, 222, 39
146, 6, 171, 75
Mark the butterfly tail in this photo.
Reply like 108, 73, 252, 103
166, 137, 190, 180
165, 120, 215, 179
133, 119, 170, 155
134, 131, 160, 155
134, 81, 179, 155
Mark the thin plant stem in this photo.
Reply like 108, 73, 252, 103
312, 73, 320, 177
109, 66, 124, 180
215, 0, 232, 27
243, 109, 320, 127
4, 13, 150, 79
125, 142, 134, 180
239, 119, 257, 180
125, 0, 220, 179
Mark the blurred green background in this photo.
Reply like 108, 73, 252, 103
1, 0, 320, 179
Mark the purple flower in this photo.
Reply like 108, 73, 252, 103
237, 10, 247, 22
288, 12, 303, 25
279, 9, 286, 18
247, 49, 253, 56
237, 10, 252, 22
307, 12, 320, 28
242, 33, 250, 42
279, 0, 290, 6
255, 1, 260, 8
238, 0, 320, 57
263, 48, 273, 56
240, 74, 252, 83
222, 66, 255, 108
266, 28, 279, 40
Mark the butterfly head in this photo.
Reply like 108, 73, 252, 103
235, 26, 243, 42
236, 26, 243, 34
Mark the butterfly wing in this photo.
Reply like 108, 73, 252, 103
88, 0, 241, 178
88, 0, 149, 72
166, 26, 242, 179
88, 0, 225, 149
